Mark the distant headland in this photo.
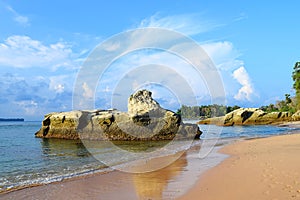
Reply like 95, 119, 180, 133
0, 118, 24, 122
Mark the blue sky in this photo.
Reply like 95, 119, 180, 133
0, 0, 299, 120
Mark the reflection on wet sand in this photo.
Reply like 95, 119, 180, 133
0, 148, 201, 200
132, 152, 188, 199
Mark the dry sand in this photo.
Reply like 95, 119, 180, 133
2, 133, 300, 200
180, 133, 300, 200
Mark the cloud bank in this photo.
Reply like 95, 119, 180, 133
0, 35, 75, 69
0, 12, 258, 119
137, 14, 257, 103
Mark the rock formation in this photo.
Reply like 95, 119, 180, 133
198, 108, 294, 126
291, 110, 300, 121
128, 90, 161, 116
35, 90, 201, 140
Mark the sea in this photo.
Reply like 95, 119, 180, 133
0, 120, 299, 193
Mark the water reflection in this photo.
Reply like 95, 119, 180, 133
132, 152, 188, 199
2, 145, 191, 200
40, 138, 91, 158
38, 138, 189, 199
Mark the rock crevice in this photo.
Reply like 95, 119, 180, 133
35, 90, 201, 140
198, 108, 296, 126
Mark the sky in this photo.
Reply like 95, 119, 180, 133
0, 0, 299, 120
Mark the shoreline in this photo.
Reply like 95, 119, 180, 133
179, 133, 300, 200
0, 168, 114, 195
0, 139, 231, 200
1, 126, 299, 199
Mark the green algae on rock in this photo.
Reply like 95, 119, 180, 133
35, 90, 201, 140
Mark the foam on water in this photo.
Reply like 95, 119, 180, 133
0, 120, 298, 193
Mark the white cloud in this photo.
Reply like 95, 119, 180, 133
233, 12, 248, 22
102, 86, 111, 93
6, 5, 30, 26
14, 15, 29, 26
49, 75, 68, 93
0, 72, 75, 119
201, 41, 254, 100
54, 84, 64, 93
0, 35, 76, 69
82, 82, 93, 99
232, 66, 254, 101
139, 13, 220, 36
201, 41, 243, 70
96, 50, 210, 110
135, 14, 257, 103
16, 100, 38, 115
0, 13, 258, 120
103, 41, 120, 51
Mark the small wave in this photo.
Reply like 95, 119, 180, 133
0, 164, 113, 193
1, 122, 297, 194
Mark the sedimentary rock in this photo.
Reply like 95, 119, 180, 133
35, 90, 201, 140
291, 110, 300, 121
128, 90, 161, 116
198, 108, 293, 126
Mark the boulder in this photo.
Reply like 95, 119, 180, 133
198, 108, 292, 126
128, 90, 160, 116
35, 90, 201, 140
292, 110, 300, 121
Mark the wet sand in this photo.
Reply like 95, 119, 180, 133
180, 133, 300, 200
0, 143, 227, 200
2, 133, 299, 200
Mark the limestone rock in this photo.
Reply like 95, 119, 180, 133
128, 90, 161, 116
292, 110, 300, 121
35, 90, 201, 140
198, 108, 293, 126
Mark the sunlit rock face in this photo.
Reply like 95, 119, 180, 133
199, 108, 293, 126
35, 90, 201, 140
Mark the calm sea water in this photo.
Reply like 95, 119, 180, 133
0, 120, 298, 192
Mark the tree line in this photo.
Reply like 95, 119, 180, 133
260, 61, 300, 113
177, 104, 241, 119
178, 61, 300, 119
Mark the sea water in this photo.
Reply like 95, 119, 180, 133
0, 121, 298, 193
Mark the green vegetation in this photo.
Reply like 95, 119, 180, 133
292, 61, 300, 109
260, 61, 300, 114
179, 61, 300, 119
260, 93, 296, 114
177, 104, 240, 119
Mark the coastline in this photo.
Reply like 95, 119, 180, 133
1, 126, 299, 199
278, 120, 300, 128
179, 133, 300, 200
0, 139, 231, 200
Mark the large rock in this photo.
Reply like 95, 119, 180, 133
291, 110, 300, 121
128, 90, 160, 116
198, 108, 292, 126
35, 90, 201, 140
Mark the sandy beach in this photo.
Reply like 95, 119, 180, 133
1, 133, 300, 199
0, 143, 226, 200
180, 133, 300, 200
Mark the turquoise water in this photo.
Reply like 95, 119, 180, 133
199, 124, 297, 139
0, 121, 103, 192
0, 121, 298, 192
